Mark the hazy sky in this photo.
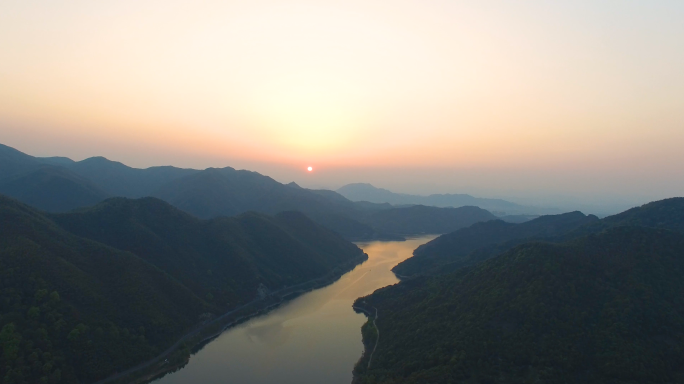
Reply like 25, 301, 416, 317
1, 0, 683, 207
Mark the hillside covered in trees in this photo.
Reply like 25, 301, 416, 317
0, 195, 366, 384
354, 225, 684, 384
393, 211, 598, 276
395, 198, 684, 277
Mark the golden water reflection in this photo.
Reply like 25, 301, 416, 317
154, 235, 436, 384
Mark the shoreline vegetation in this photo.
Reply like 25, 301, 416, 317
352, 304, 380, 384
0, 192, 370, 384
95, 252, 368, 384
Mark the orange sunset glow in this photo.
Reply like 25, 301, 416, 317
1, 0, 683, 207
3, 3, 684, 383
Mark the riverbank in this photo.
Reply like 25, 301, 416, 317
351, 304, 380, 384
140, 236, 435, 384
93, 252, 369, 384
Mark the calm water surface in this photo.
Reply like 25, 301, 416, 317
154, 235, 435, 384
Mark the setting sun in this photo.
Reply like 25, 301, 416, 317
307, 166, 313, 172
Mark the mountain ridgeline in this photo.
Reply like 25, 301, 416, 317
0, 195, 366, 384
6, 141, 682, 384
395, 198, 684, 277
353, 198, 684, 384
354, 226, 684, 384
393, 211, 599, 276
337, 183, 539, 215
0, 144, 501, 240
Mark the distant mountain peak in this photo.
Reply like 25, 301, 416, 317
77, 156, 128, 168
337, 183, 530, 214
37, 156, 75, 166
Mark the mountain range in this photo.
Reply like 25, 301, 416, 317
395, 198, 684, 277
0, 144, 498, 239
353, 197, 684, 384
337, 183, 549, 215
5, 140, 682, 384
392, 210, 600, 276
0, 194, 366, 383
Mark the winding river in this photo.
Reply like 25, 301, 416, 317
153, 235, 435, 384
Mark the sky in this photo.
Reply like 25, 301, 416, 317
1, 0, 683, 209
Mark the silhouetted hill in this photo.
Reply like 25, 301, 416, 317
603, 197, 684, 231
0, 166, 109, 212
0, 144, 498, 239
360, 205, 497, 235
0, 195, 208, 383
307, 213, 404, 241
0, 143, 43, 179
396, 198, 684, 278
52, 197, 366, 308
36, 156, 76, 166
1, 145, 376, 238
354, 226, 684, 384
0, 194, 366, 383
563, 197, 684, 239
393, 211, 599, 276
149, 167, 409, 239
0, 145, 196, 200
65, 156, 198, 198
498, 214, 538, 223
152, 167, 361, 218
337, 183, 532, 214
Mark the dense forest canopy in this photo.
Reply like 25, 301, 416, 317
395, 198, 684, 278
354, 226, 684, 384
0, 195, 365, 383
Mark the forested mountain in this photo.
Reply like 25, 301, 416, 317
395, 198, 684, 277
337, 183, 530, 214
0, 144, 499, 240
52, 197, 366, 306
354, 226, 684, 384
306, 213, 403, 242
0, 167, 109, 213
0, 194, 366, 384
561, 197, 684, 240
64, 157, 197, 198
602, 197, 684, 230
0, 195, 208, 383
0, 144, 43, 179
151, 167, 360, 218
359, 205, 497, 235
393, 211, 598, 276
0, 144, 110, 212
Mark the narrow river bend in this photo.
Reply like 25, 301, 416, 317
153, 235, 435, 384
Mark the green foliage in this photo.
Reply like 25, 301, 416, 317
394, 211, 599, 276
397, 198, 684, 278
51, 197, 364, 305
355, 226, 684, 383
0, 195, 364, 383
0, 166, 108, 213
0, 195, 208, 383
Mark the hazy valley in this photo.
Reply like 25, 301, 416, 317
2, 2, 683, 382
1, 142, 683, 383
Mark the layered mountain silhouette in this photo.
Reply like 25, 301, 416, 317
0, 194, 366, 383
359, 205, 496, 235
353, 198, 684, 384
337, 182, 542, 215
0, 144, 499, 239
395, 197, 684, 277
393, 211, 599, 276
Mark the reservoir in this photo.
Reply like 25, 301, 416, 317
153, 235, 435, 384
